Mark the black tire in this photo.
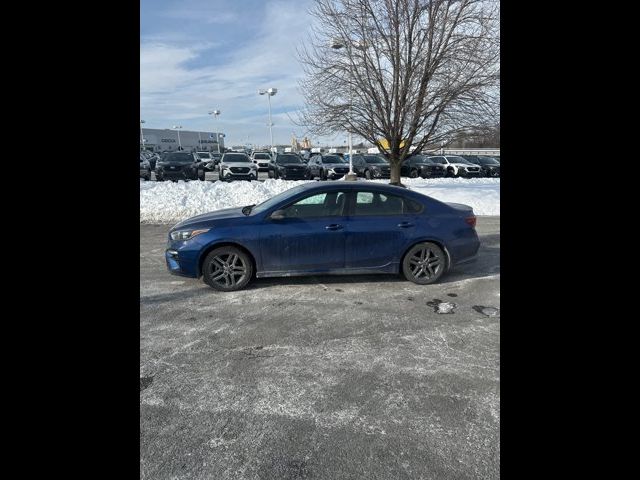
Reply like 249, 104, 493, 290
402, 242, 446, 285
321, 170, 327, 181
156, 175, 164, 182
202, 246, 253, 291
410, 169, 418, 178
365, 169, 372, 180
199, 170, 205, 181
268, 169, 273, 178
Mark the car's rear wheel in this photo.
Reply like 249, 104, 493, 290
410, 169, 418, 178
402, 242, 446, 285
202, 247, 253, 291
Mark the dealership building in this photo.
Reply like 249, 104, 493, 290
140, 128, 225, 153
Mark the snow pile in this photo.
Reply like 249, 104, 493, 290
140, 177, 499, 223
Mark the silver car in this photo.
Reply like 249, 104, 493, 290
218, 153, 258, 182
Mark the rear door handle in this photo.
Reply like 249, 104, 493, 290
325, 224, 343, 231
397, 222, 414, 228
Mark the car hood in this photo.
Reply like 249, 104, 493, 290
222, 162, 254, 167
277, 163, 307, 167
171, 207, 247, 231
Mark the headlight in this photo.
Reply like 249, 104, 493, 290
170, 229, 210, 241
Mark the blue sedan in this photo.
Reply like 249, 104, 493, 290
165, 182, 480, 291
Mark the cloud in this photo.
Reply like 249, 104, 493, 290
140, 0, 334, 145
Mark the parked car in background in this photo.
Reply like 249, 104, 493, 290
268, 153, 310, 180
155, 152, 207, 182
251, 152, 272, 171
351, 154, 391, 179
141, 151, 160, 170
401, 155, 447, 178
465, 156, 501, 177
307, 154, 350, 180
165, 182, 479, 291
426, 155, 482, 178
140, 153, 151, 181
218, 153, 258, 181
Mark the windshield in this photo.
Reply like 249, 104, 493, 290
223, 154, 251, 163
197, 152, 211, 159
254, 153, 271, 160
276, 155, 303, 164
427, 157, 446, 164
364, 155, 388, 164
478, 156, 500, 165
446, 156, 473, 164
164, 153, 194, 163
322, 155, 346, 164
251, 185, 309, 214
410, 156, 431, 164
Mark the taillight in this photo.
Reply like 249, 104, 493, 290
465, 216, 476, 227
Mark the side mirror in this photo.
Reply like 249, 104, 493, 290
270, 209, 285, 220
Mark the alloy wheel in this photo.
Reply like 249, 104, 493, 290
208, 253, 248, 288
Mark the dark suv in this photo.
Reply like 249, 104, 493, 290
351, 155, 391, 179
268, 153, 310, 180
464, 156, 501, 177
401, 155, 447, 178
307, 154, 350, 180
155, 152, 207, 181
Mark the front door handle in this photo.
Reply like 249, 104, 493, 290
397, 222, 414, 228
325, 224, 343, 231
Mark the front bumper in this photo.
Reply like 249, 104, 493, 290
165, 249, 199, 277
220, 170, 258, 181
458, 170, 483, 178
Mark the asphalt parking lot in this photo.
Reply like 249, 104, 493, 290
140, 217, 500, 479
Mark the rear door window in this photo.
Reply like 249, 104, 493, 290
353, 191, 405, 216
283, 192, 346, 218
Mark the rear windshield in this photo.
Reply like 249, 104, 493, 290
197, 152, 211, 159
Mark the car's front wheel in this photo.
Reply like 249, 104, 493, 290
364, 169, 372, 180
202, 246, 253, 291
402, 242, 446, 285
410, 169, 418, 178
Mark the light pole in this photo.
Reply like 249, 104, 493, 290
330, 39, 358, 180
173, 125, 183, 150
258, 88, 277, 153
208, 110, 221, 153
140, 120, 146, 151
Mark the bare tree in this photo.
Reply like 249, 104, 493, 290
297, 0, 500, 184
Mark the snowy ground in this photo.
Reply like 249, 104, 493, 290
140, 177, 500, 224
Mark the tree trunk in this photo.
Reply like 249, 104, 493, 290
389, 157, 402, 186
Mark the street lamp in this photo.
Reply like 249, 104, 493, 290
140, 120, 146, 151
258, 88, 277, 153
329, 40, 357, 180
172, 125, 183, 150
208, 110, 221, 153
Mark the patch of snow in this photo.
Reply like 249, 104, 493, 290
140, 177, 499, 223
436, 302, 457, 314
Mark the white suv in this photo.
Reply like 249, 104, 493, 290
218, 153, 258, 182
428, 155, 483, 178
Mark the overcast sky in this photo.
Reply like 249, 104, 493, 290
140, 0, 349, 147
